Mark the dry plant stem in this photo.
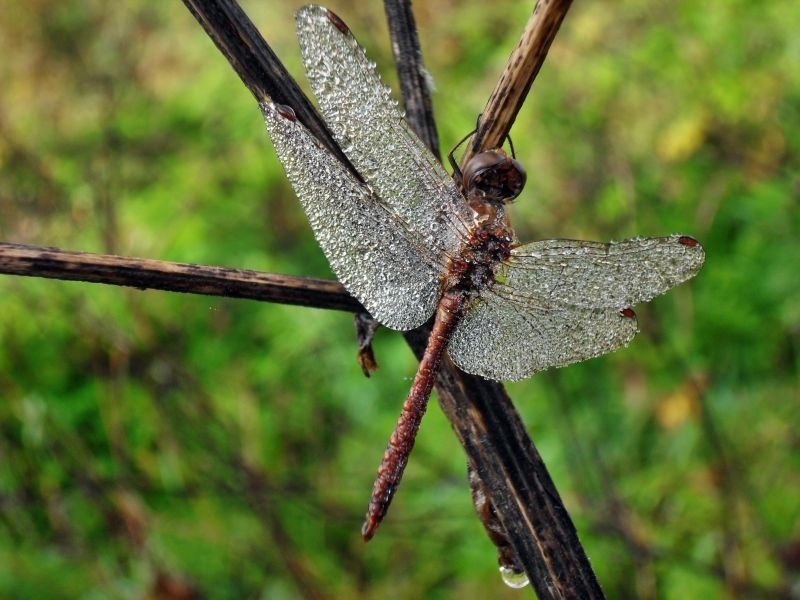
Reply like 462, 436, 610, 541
182, 0, 360, 181
462, 0, 574, 167
468, 465, 525, 574
0, 243, 361, 313
383, 0, 441, 159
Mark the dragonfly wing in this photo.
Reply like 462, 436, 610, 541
502, 235, 705, 309
448, 235, 703, 380
448, 291, 640, 381
262, 102, 442, 331
295, 5, 473, 257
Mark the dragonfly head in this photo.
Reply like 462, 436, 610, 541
462, 148, 526, 204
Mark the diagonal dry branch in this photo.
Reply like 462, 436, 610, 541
182, 0, 360, 180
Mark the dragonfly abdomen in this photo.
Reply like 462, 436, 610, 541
362, 291, 469, 540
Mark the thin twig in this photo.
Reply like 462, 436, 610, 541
461, 0, 574, 168
383, 0, 441, 159
0, 242, 361, 312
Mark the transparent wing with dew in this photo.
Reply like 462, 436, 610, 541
261, 102, 444, 330
295, 5, 473, 258
448, 235, 704, 381
448, 291, 640, 381
501, 235, 705, 309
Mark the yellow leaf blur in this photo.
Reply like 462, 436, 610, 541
656, 111, 708, 163
656, 385, 699, 430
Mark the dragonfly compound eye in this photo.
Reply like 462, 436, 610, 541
463, 149, 527, 203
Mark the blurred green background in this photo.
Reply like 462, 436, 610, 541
0, 0, 798, 598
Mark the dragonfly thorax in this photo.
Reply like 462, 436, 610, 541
447, 219, 514, 293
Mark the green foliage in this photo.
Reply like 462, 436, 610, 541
0, 0, 797, 597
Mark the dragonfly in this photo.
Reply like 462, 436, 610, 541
261, 5, 705, 541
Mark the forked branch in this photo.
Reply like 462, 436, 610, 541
0, 1, 598, 598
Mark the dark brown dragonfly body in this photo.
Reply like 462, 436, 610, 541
364, 149, 523, 539
262, 5, 705, 541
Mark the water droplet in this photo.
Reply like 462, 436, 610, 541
500, 565, 529, 589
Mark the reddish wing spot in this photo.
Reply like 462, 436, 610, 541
275, 104, 297, 122
620, 307, 636, 319
678, 235, 699, 247
326, 9, 350, 34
